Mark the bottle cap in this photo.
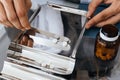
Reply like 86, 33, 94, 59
100, 24, 119, 42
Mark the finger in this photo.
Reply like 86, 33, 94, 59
0, 21, 12, 28
103, 0, 114, 4
0, 21, 13, 28
85, 4, 119, 29
13, 0, 31, 30
25, 0, 32, 12
1, 20, 13, 27
96, 13, 120, 27
3, 21, 14, 27
0, 0, 24, 30
27, 38, 33, 47
22, 34, 29, 43
87, 0, 103, 18
19, 40, 26, 45
0, 2, 13, 27
19, 34, 29, 46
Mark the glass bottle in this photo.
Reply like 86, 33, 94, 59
94, 24, 120, 78
95, 24, 119, 62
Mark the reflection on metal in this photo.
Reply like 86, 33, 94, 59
71, 19, 87, 58
7, 44, 75, 75
47, 2, 87, 16
2, 61, 66, 80
0, 73, 21, 80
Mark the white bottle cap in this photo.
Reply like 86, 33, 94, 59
100, 29, 119, 42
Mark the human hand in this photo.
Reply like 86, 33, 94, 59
19, 34, 33, 47
85, 0, 120, 28
0, 0, 32, 30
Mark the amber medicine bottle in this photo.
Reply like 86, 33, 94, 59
95, 24, 120, 62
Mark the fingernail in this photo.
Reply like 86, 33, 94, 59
85, 23, 90, 29
86, 12, 91, 19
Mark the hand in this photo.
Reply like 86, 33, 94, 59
85, 0, 120, 28
0, 0, 32, 30
19, 34, 33, 47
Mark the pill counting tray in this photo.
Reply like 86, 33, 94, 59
1, 3, 88, 80
2, 33, 75, 80
2, 29, 74, 80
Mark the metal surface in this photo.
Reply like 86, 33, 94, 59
71, 19, 87, 58
7, 43, 75, 75
2, 61, 66, 80
48, 2, 87, 17
47, 2, 88, 57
